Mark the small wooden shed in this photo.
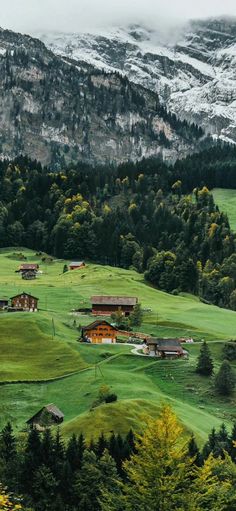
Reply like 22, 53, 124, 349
26, 404, 64, 429
69, 261, 85, 270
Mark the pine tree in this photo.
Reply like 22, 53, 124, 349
74, 450, 102, 511
66, 433, 79, 472
96, 432, 108, 458
22, 428, 42, 493
77, 432, 86, 469
41, 429, 54, 470
52, 429, 64, 480
196, 341, 214, 376
32, 464, 58, 511
98, 450, 122, 511
129, 303, 143, 327
215, 360, 235, 395
0, 422, 18, 490
188, 434, 202, 466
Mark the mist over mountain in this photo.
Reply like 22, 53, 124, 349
39, 17, 236, 146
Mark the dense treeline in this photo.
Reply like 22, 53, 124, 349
1, 143, 236, 309
1, 406, 236, 510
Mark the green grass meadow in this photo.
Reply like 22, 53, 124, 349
213, 188, 236, 231
1, 247, 236, 443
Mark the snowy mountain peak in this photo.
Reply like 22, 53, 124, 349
37, 18, 236, 144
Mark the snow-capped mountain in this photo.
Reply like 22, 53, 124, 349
38, 17, 236, 144
0, 27, 204, 167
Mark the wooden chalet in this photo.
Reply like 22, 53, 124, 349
17, 263, 39, 274
81, 320, 118, 344
91, 296, 138, 316
145, 339, 184, 359
69, 261, 85, 271
0, 297, 9, 309
26, 404, 64, 430
10, 292, 39, 312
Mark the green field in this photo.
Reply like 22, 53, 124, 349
1, 247, 236, 443
213, 188, 236, 231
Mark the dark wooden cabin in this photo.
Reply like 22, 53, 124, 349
22, 271, 37, 280
81, 320, 118, 344
0, 297, 9, 309
145, 339, 184, 358
91, 296, 138, 316
26, 404, 64, 430
10, 292, 39, 312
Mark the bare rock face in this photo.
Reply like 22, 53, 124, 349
0, 28, 204, 167
38, 17, 236, 145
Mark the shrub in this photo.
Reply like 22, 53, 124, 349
105, 393, 118, 403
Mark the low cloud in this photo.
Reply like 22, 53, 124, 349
1, 0, 236, 34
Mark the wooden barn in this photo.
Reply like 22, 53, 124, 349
69, 261, 85, 271
10, 292, 39, 312
91, 296, 138, 316
81, 320, 118, 344
18, 263, 39, 274
26, 404, 64, 430
0, 297, 9, 309
145, 339, 184, 359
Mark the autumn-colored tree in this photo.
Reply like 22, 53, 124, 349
0, 484, 23, 510
120, 405, 194, 511
100, 405, 235, 511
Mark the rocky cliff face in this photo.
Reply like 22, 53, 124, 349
38, 17, 236, 144
0, 28, 203, 167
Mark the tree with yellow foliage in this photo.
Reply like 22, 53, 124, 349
0, 485, 23, 511
101, 404, 235, 511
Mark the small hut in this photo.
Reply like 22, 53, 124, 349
26, 404, 64, 429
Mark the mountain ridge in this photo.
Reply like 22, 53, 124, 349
0, 27, 204, 167
37, 17, 236, 146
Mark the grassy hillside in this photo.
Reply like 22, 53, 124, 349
0, 314, 86, 381
213, 188, 236, 231
1, 247, 236, 442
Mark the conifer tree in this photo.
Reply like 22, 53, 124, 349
196, 341, 214, 376
0, 422, 18, 490
32, 464, 58, 511
96, 432, 108, 458
215, 360, 235, 395
22, 428, 42, 493
188, 434, 202, 466
129, 303, 143, 327
66, 433, 79, 472
74, 450, 102, 511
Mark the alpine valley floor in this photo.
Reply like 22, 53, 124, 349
1, 247, 236, 444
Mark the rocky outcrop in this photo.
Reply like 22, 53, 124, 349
0, 28, 204, 167
38, 17, 236, 144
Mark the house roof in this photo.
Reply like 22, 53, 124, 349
19, 264, 39, 270
45, 404, 64, 419
147, 338, 183, 353
0, 297, 9, 301
10, 292, 39, 300
147, 338, 181, 346
82, 320, 118, 332
91, 296, 138, 306
69, 261, 84, 266
26, 404, 64, 423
